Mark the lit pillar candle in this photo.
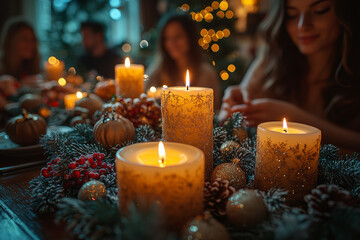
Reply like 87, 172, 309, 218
254, 119, 321, 204
44, 56, 65, 81
116, 141, 204, 230
162, 70, 213, 180
64, 91, 85, 110
115, 57, 144, 98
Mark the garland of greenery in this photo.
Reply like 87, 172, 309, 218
30, 113, 360, 239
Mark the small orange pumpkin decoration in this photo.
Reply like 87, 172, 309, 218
93, 113, 135, 148
75, 93, 103, 119
5, 110, 47, 146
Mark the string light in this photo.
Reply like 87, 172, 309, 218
211, 1, 220, 9
219, 1, 229, 11
227, 64, 236, 72
211, 44, 219, 52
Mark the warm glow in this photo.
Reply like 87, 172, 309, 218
228, 64, 236, 72
125, 57, 130, 68
58, 77, 66, 86
150, 86, 156, 93
283, 118, 288, 133
220, 71, 229, 80
158, 141, 166, 168
211, 43, 219, 52
219, 0, 229, 11
76, 91, 83, 99
48, 56, 59, 65
186, 69, 190, 90
162, 85, 168, 89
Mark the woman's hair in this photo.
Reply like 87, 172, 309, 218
0, 18, 40, 79
259, 0, 360, 128
151, 13, 203, 84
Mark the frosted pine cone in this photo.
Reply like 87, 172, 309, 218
204, 178, 236, 217
304, 184, 357, 219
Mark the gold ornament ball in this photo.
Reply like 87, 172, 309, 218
220, 140, 240, 155
226, 189, 268, 229
232, 128, 248, 143
211, 159, 246, 190
78, 180, 107, 201
182, 212, 231, 240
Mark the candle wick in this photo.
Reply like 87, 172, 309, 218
186, 85, 189, 91
159, 157, 165, 168
283, 129, 287, 133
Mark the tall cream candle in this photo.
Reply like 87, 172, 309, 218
115, 57, 144, 98
254, 119, 321, 204
116, 142, 204, 230
161, 70, 213, 180
44, 56, 65, 81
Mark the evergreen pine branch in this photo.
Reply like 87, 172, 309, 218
258, 188, 290, 214
30, 176, 64, 214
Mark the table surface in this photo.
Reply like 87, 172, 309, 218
0, 158, 71, 240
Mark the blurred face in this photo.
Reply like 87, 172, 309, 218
16, 28, 36, 60
163, 21, 190, 61
81, 28, 102, 52
285, 0, 341, 55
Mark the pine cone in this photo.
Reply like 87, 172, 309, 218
204, 178, 236, 217
304, 184, 357, 219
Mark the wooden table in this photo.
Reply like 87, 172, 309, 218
0, 158, 71, 240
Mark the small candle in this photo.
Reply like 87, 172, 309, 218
44, 56, 65, 81
116, 142, 204, 230
162, 70, 213, 180
254, 119, 321, 204
64, 91, 85, 110
115, 57, 144, 98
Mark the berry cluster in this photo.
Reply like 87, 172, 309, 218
102, 93, 161, 128
40, 153, 114, 189
41, 158, 61, 178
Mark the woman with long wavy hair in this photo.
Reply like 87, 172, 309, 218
146, 13, 221, 110
0, 18, 41, 80
220, 0, 360, 151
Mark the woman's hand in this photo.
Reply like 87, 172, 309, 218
218, 85, 250, 122
230, 98, 303, 126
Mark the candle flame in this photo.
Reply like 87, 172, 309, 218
150, 86, 156, 93
158, 141, 166, 168
282, 118, 288, 133
125, 57, 130, 68
76, 91, 83, 99
58, 77, 66, 86
186, 69, 190, 90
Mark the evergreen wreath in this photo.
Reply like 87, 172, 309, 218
29, 113, 360, 239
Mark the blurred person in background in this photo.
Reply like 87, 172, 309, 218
78, 21, 122, 79
146, 14, 221, 110
0, 18, 41, 109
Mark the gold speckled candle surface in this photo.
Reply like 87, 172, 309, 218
254, 121, 321, 205
161, 86, 213, 180
115, 59, 144, 98
116, 142, 204, 230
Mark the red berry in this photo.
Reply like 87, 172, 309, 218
96, 160, 102, 166
41, 167, 48, 175
64, 174, 70, 180
99, 153, 105, 161
93, 153, 99, 158
77, 158, 85, 165
87, 157, 94, 163
90, 162, 97, 169
55, 158, 61, 164
84, 171, 90, 177
99, 169, 107, 175
102, 163, 107, 169
47, 166, 52, 171
73, 170, 81, 178
69, 162, 77, 169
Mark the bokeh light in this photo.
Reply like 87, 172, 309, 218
58, 77, 66, 86
109, 0, 120, 7
200, 28, 208, 37
212, 60, 216, 66
205, 6, 213, 12
208, 29, 215, 36
219, 1, 229, 11
195, 13, 203, 22
211, 44, 219, 52
211, 1, 220, 10
220, 71, 229, 80
139, 40, 149, 48
216, 11, 225, 18
202, 43, 209, 50
203, 35, 211, 43
122, 43, 131, 52
223, 28, 230, 37
204, 13, 213, 22
228, 64, 236, 72
110, 8, 121, 20
225, 10, 234, 19
216, 30, 224, 39
181, 3, 190, 11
